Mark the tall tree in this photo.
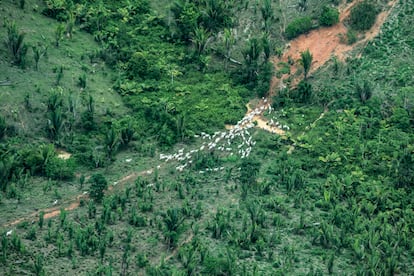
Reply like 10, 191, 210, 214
242, 38, 262, 83
300, 49, 313, 80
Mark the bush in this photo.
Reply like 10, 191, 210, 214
319, 6, 339, 27
45, 157, 76, 180
89, 174, 108, 203
346, 29, 358, 44
349, 1, 378, 31
285, 16, 313, 39
295, 80, 312, 103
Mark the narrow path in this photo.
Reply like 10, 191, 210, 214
1, 169, 152, 228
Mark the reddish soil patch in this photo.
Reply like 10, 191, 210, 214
270, 0, 397, 92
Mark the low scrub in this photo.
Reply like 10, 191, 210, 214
349, 1, 378, 31
319, 6, 339, 27
285, 16, 313, 39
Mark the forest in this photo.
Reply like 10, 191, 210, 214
0, 0, 413, 275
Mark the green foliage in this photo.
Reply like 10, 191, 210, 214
126, 52, 150, 80
119, 119, 135, 148
319, 6, 339, 26
32, 44, 47, 71
55, 23, 65, 47
4, 20, 28, 67
239, 158, 261, 198
78, 74, 86, 89
349, 1, 378, 31
45, 156, 75, 180
82, 95, 95, 131
104, 127, 120, 160
285, 16, 313, 39
202, 0, 234, 32
33, 253, 44, 276
261, 0, 273, 32
171, 1, 200, 43
0, 116, 6, 140
192, 26, 210, 56
162, 208, 184, 248
295, 80, 312, 103
300, 49, 313, 80
392, 148, 414, 188
47, 107, 64, 141
355, 80, 372, 104
242, 37, 262, 85
42, 0, 69, 21
1, 234, 7, 264
346, 29, 358, 44
89, 173, 108, 203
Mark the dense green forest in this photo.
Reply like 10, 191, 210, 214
0, 0, 413, 275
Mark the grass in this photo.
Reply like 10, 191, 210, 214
0, 0, 128, 138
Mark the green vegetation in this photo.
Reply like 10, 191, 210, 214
0, 0, 413, 275
349, 1, 378, 31
285, 16, 313, 39
300, 49, 313, 80
319, 6, 339, 26
4, 20, 28, 68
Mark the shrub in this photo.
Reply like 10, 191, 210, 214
285, 16, 312, 39
295, 80, 312, 103
89, 174, 108, 203
355, 80, 372, 104
349, 1, 378, 31
319, 6, 339, 27
4, 20, 28, 67
45, 157, 75, 180
346, 29, 358, 44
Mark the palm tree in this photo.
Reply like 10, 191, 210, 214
261, 0, 273, 32
32, 45, 47, 71
192, 26, 210, 56
162, 208, 184, 248
242, 38, 262, 83
300, 49, 313, 80
105, 127, 119, 160
120, 120, 135, 147
262, 34, 272, 61
47, 108, 63, 142
4, 20, 27, 67
223, 28, 235, 69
